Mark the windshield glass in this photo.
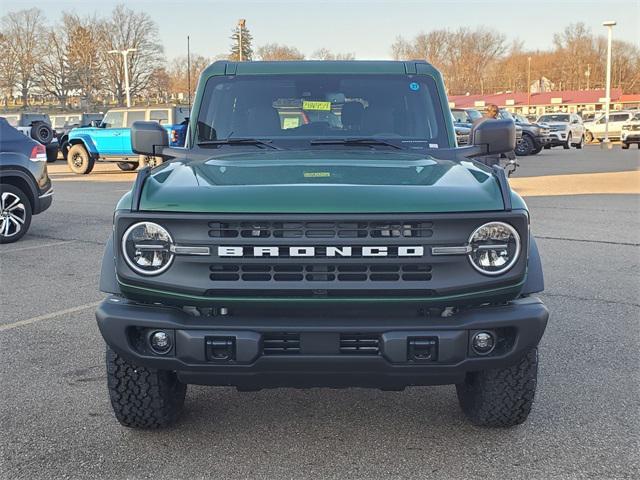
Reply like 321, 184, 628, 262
196, 74, 449, 148
538, 114, 569, 123
466, 109, 482, 121
451, 110, 469, 123
2, 115, 20, 126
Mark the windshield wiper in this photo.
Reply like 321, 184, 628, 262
197, 138, 282, 150
310, 137, 402, 150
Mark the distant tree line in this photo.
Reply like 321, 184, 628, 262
392, 23, 640, 95
1, 6, 638, 110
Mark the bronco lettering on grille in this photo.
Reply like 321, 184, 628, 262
217, 246, 425, 257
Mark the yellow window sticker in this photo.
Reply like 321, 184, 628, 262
302, 101, 331, 111
304, 172, 331, 178
282, 117, 300, 129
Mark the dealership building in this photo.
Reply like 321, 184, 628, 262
448, 88, 640, 117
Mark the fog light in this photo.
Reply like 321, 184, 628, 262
472, 331, 495, 355
149, 330, 172, 354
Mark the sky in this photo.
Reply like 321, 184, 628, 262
5, 0, 640, 60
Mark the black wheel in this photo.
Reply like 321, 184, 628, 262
585, 131, 594, 143
531, 145, 543, 155
576, 135, 584, 149
106, 346, 187, 429
563, 133, 572, 149
141, 155, 163, 168
117, 162, 139, 171
67, 144, 95, 175
456, 348, 538, 427
621, 143, 629, 150
0, 184, 32, 244
30, 121, 54, 145
514, 134, 534, 156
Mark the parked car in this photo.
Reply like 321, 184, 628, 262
499, 109, 551, 156
584, 111, 636, 143
621, 111, 640, 149
51, 113, 104, 159
66, 106, 189, 174
96, 60, 548, 430
536, 113, 585, 149
0, 112, 59, 163
451, 107, 482, 126
0, 118, 53, 243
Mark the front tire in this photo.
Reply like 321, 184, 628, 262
67, 144, 95, 175
576, 135, 584, 149
515, 134, 534, 156
106, 346, 186, 429
585, 131, 594, 143
0, 184, 32, 244
141, 155, 163, 168
563, 133, 572, 149
456, 347, 538, 427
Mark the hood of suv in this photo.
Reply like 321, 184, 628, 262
135, 150, 507, 213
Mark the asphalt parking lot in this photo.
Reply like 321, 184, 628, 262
1, 145, 639, 479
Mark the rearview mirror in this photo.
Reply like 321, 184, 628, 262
471, 119, 516, 155
131, 121, 168, 156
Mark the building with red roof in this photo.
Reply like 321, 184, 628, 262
448, 88, 640, 118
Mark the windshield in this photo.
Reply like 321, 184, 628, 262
538, 114, 569, 123
2, 115, 19, 127
195, 74, 449, 148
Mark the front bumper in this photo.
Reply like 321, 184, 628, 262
621, 131, 640, 143
96, 296, 549, 389
548, 131, 569, 145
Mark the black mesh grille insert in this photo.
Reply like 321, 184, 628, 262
340, 334, 380, 355
208, 221, 434, 239
210, 264, 432, 282
262, 333, 300, 355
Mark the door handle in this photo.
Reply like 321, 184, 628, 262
113, 132, 121, 136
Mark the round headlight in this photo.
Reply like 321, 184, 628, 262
122, 222, 174, 275
468, 222, 521, 275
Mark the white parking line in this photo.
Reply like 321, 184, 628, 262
0, 239, 76, 253
0, 301, 101, 332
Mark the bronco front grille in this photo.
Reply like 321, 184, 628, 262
262, 333, 300, 355
208, 221, 434, 239
210, 263, 432, 282
339, 334, 380, 355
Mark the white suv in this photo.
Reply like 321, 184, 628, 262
584, 111, 635, 143
537, 113, 585, 149
621, 112, 640, 149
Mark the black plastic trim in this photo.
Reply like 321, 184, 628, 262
130, 167, 151, 211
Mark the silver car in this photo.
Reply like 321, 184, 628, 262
536, 113, 585, 149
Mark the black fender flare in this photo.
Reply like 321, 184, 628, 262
522, 235, 544, 295
99, 233, 121, 295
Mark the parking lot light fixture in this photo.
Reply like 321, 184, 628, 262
108, 48, 137, 108
602, 20, 616, 148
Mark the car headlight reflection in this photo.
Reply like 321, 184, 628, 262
468, 222, 521, 275
122, 222, 174, 275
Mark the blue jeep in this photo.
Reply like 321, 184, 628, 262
65, 106, 188, 174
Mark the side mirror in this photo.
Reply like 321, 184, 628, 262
472, 119, 516, 155
131, 121, 168, 156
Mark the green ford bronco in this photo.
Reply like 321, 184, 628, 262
97, 61, 548, 429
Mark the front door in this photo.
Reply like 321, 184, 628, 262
93, 110, 126, 155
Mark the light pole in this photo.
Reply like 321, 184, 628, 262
527, 56, 532, 110
108, 48, 137, 107
602, 20, 616, 147
237, 19, 246, 62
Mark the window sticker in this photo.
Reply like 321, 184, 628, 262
302, 101, 331, 111
282, 117, 300, 129
409, 82, 420, 91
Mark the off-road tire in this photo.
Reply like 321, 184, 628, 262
514, 134, 534, 156
117, 162, 139, 171
531, 145, 543, 155
67, 144, 95, 175
106, 346, 187, 429
140, 155, 163, 168
456, 347, 538, 427
0, 184, 32, 244
30, 121, 53, 145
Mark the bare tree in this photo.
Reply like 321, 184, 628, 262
311, 48, 355, 60
1, 8, 45, 107
168, 54, 210, 99
256, 43, 304, 61
99, 5, 164, 106
65, 13, 104, 107
0, 32, 19, 106
37, 27, 74, 107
